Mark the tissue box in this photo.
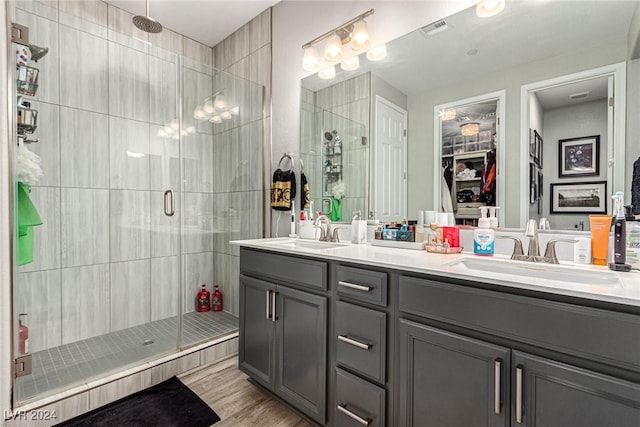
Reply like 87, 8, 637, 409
397, 230, 414, 242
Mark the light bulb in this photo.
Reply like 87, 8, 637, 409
220, 111, 232, 120
170, 121, 179, 130
157, 129, 168, 138
210, 115, 221, 123
302, 46, 321, 71
164, 125, 174, 134
366, 44, 387, 61
186, 126, 196, 134
324, 33, 344, 62
230, 106, 240, 115
318, 66, 336, 80
476, 0, 505, 17
351, 20, 371, 51
341, 56, 360, 71
214, 95, 227, 110
203, 100, 215, 114
193, 106, 206, 119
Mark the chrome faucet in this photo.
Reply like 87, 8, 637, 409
313, 215, 332, 242
499, 220, 578, 264
524, 219, 540, 257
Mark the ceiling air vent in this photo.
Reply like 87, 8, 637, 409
421, 20, 450, 38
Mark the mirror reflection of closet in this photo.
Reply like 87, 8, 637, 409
436, 91, 505, 225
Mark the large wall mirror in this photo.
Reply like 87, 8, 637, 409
299, 0, 640, 229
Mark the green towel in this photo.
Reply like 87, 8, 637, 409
17, 181, 42, 265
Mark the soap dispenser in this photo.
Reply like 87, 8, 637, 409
488, 206, 500, 228
352, 211, 367, 244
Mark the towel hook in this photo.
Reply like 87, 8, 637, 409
299, 158, 304, 173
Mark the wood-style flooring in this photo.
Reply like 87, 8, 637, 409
180, 356, 313, 427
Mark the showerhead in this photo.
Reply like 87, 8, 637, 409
133, 15, 163, 33
133, 0, 163, 33
29, 44, 48, 62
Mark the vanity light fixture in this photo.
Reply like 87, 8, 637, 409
220, 111, 232, 120
302, 46, 321, 71
324, 33, 344, 62
476, 0, 506, 18
441, 109, 457, 121
351, 19, 371, 51
193, 106, 206, 119
366, 44, 387, 61
301, 9, 375, 69
213, 94, 227, 110
318, 65, 336, 80
460, 122, 480, 136
203, 99, 215, 114
230, 106, 240, 115
341, 56, 360, 71
210, 115, 221, 123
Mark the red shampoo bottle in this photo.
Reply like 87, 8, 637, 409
212, 285, 223, 312
197, 284, 210, 312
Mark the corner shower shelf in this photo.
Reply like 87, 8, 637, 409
17, 106, 38, 134
16, 65, 39, 96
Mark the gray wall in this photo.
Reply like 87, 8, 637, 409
211, 9, 271, 316
543, 100, 608, 230
406, 37, 628, 228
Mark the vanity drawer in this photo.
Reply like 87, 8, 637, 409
399, 275, 640, 372
240, 248, 327, 291
335, 368, 386, 427
335, 301, 387, 384
336, 265, 387, 306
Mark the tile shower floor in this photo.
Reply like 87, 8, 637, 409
15, 311, 238, 403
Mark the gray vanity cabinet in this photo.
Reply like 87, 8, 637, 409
398, 319, 510, 427
239, 249, 328, 425
513, 352, 640, 427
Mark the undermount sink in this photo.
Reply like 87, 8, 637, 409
448, 257, 622, 287
261, 239, 349, 250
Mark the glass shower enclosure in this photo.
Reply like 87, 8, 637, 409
10, 1, 263, 405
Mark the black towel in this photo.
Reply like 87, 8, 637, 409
301, 172, 310, 209
270, 168, 296, 211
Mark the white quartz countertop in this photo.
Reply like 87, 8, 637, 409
232, 238, 640, 308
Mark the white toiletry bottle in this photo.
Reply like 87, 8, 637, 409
474, 217, 495, 256
351, 211, 367, 244
489, 207, 500, 228
573, 237, 592, 264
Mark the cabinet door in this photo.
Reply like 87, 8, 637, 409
513, 351, 640, 427
275, 285, 327, 424
239, 275, 275, 388
399, 319, 509, 427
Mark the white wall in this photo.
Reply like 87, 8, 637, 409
406, 37, 627, 227
543, 100, 608, 230
271, 0, 476, 233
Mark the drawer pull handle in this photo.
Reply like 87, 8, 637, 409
494, 359, 501, 415
516, 366, 523, 423
337, 403, 372, 426
265, 290, 271, 320
338, 335, 372, 350
271, 291, 278, 322
338, 281, 373, 292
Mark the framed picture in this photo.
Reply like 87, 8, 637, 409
529, 162, 536, 205
529, 128, 535, 159
535, 130, 543, 169
558, 135, 600, 177
550, 181, 607, 214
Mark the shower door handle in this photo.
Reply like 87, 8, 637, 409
164, 190, 175, 217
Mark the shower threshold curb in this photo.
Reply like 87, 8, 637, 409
12, 331, 238, 413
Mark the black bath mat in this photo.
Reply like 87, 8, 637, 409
56, 376, 220, 427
